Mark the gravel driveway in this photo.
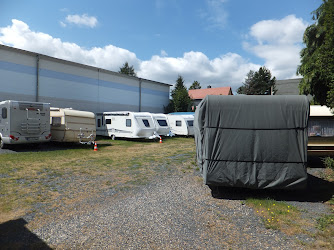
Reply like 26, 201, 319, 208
0, 144, 332, 249
11, 168, 327, 249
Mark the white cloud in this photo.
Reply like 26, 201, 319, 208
244, 15, 308, 79
59, 21, 67, 27
64, 14, 98, 28
138, 52, 259, 90
0, 19, 138, 70
200, 0, 229, 30
160, 50, 168, 57
1, 16, 309, 91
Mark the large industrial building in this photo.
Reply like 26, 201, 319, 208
0, 45, 171, 113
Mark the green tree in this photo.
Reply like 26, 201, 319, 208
189, 80, 201, 90
297, 0, 334, 107
164, 76, 192, 113
237, 66, 277, 95
118, 62, 136, 76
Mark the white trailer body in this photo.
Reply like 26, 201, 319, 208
50, 108, 96, 144
150, 113, 171, 136
96, 111, 158, 139
0, 100, 51, 148
167, 114, 194, 136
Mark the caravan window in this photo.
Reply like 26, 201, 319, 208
126, 119, 132, 127
187, 120, 194, 127
106, 119, 111, 124
142, 119, 150, 127
52, 117, 61, 127
157, 119, 168, 127
97, 119, 101, 127
176, 120, 182, 127
2, 107, 7, 119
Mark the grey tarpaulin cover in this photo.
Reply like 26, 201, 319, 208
194, 95, 309, 190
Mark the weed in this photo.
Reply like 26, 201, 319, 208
322, 157, 334, 171
328, 195, 334, 206
321, 157, 334, 181
246, 198, 304, 232
316, 214, 334, 231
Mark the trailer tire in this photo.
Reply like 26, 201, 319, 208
0, 138, 5, 149
111, 134, 116, 140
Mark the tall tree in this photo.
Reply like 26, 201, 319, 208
189, 80, 201, 90
164, 76, 192, 113
118, 62, 136, 76
297, 0, 334, 107
237, 67, 277, 95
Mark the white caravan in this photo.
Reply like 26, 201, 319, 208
96, 111, 159, 140
50, 108, 96, 144
167, 114, 194, 136
0, 100, 51, 149
150, 113, 172, 136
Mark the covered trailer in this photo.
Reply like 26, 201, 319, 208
50, 108, 96, 144
194, 95, 309, 190
0, 100, 51, 148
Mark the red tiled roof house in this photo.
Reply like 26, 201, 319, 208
188, 86, 233, 108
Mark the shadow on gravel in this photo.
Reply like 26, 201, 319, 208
0, 218, 51, 249
209, 173, 334, 203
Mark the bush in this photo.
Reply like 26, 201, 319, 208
322, 157, 334, 170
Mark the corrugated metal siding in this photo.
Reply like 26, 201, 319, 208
275, 79, 301, 95
0, 45, 171, 113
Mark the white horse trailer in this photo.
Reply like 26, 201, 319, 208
96, 111, 159, 140
150, 113, 171, 136
167, 114, 194, 136
0, 100, 51, 149
50, 108, 96, 144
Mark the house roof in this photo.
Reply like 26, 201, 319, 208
188, 86, 232, 99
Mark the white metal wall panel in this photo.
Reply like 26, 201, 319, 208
98, 70, 139, 110
0, 47, 37, 101
141, 80, 170, 112
0, 45, 171, 113
39, 59, 99, 102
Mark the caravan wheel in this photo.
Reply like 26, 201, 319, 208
111, 134, 116, 140
0, 138, 5, 149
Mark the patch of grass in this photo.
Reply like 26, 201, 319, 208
316, 214, 334, 231
321, 157, 334, 181
328, 195, 334, 206
0, 137, 196, 223
245, 198, 305, 233
311, 211, 334, 249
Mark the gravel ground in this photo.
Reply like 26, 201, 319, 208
1, 146, 333, 249
18, 168, 330, 249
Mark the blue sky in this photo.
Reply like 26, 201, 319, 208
0, 0, 322, 92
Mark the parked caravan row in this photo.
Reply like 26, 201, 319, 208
95, 112, 195, 140
0, 100, 194, 148
0, 100, 96, 149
